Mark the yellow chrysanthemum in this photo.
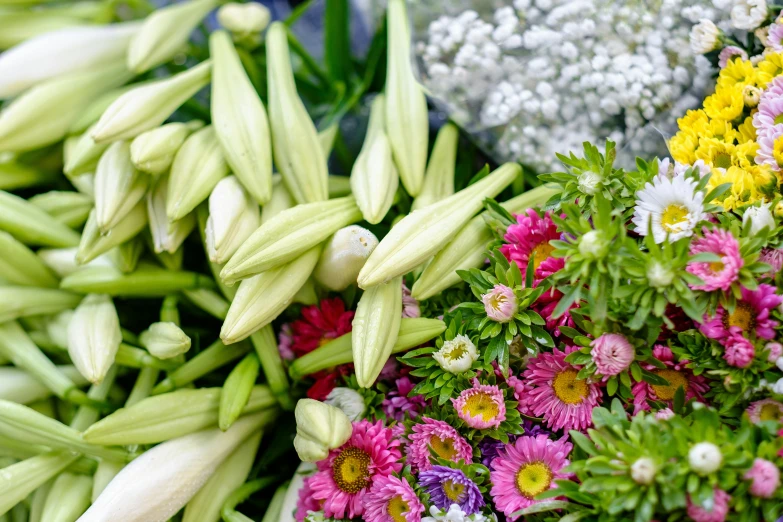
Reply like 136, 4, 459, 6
703, 85, 745, 121
677, 109, 710, 135
735, 140, 759, 168
748, 164, 780, 197
696, 137, 737, 169
737, 115, 757, 143
717, 59, 758, 89
703, 118, 739, 143
708, 166, 760, 210
757, 52, 783, 86
669, 132, 699, 165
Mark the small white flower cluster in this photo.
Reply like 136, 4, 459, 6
413, 0, 733, 170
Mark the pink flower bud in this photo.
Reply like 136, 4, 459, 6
481, 284, 518, 323
590, 333, 634, 376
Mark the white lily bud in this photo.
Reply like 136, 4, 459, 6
353, 276, 403, 387
167, 125, 229, 221
66, 294, 122, 384
385, 0, 428, 196
146, 174, 196, 255
130, 121, 203, 175
217, 2, 270, 44
743, 203, 776, 235
0, 23, 139, 99
63, 126, 109, 176
293, 399, 352, 462
0, 2, 110, 50
0, 365, 86, 404
76, 203, 148, 265
80, 413, 268, 522
266, 22, 328, 204
0, 451, 79, 516
128, 0, 217, 73
278, 463, 316, 522
313, 225, 379, 291
139, 321, 191, 360
210, 30, 272, 204
260, 175, 294, 224
91, 60, 212, 143
47, 310, 73, 349
37, 248, 116, 278
95, 141, 150, 233
351, 94, 399, 224
206, 176, 260, 264
40, 472, 92, 522
412, 122, 458, 211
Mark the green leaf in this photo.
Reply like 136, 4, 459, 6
512, 501, 571, 516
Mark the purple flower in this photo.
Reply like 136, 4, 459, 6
718, 46, 748, 68
418, 466, 485, 515
382, 376, 426, 421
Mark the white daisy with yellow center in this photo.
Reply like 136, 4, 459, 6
631, 173, 705, 243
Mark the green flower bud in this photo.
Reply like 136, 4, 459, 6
130, 120, 203, 175
37, 248, 114, 278
76, 203, 147, 265
95, 141, 150, 233
63, 126, 109, 176
220, 197, 359, 285
358, 163, 521, 288
250, 325, 293, 410
319, 123, 339, 157
385, 0, 428, 196
216, 2, 270, 45
260, 174, 294, 224
69, 85, 134, 135
91, 459, 124, 503
211, 30, 272, 205
152, 339, 251, 395
353, 276, 403, 388
313, 225, 379, 292
221, 246, 321, 344
91, 60, 211, 143
0, 286, 81, 323
293, 399, 352, 462
206, 175, 260, 264
60, 264, 213, 297
219, 352, 260, 431
67, 294, 121, 384
412, 122, 458, 211
115, 344, 179, 372
266, 22, 328, 204
351, 94, 399, 224
0, 231, 59, 287
0, 365, 86, 404
0, 451, 79, 516
40, 472, 91, 522
139, 321, 191, 360
0, 2, 111, 50
0, 189, 81, 247
167, 125, 229, 221
28, 191, 92, 229
147, 174, 196, 254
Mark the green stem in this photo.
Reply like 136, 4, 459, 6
221, 477, 279, 522
115, 344, 180, 371
250, 326, 293, 410
150, 340, 251, 395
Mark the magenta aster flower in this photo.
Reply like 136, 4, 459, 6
501, 209, 561, 277
631, 345, 709, 414
406, 417, 473, 472
686, 489, 731, 522
363, 475, 424, 522
744, 458, 780, 498
518, 346, 602, 432
699, 284, 782, 341
746, 398, 783, 424
451, 379, 507, 429
382, 376, 426, 422
296, 476, 321, 522
590, 333, 635, 377
719, 46, 749, 68
722, 331, 755, 368
418, 466, 485, 514
482, 284, 518, 323
760, 247, 783, 276
490, 435, 573, 520
402, 283, 420, 319
309, 420, 402, 519
686, 229, 743, 292
278, 323, 295, 360
767, 342, 783, 362
533, 285, 578, 337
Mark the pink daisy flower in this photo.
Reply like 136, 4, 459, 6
631, 345, 709, 414
382, 376, 427, 422
754, 94, 783, 140
760, 247, 783, 276
686, 489, 731, 522
718, 46, 748, 68
590, 333, 635, 377
756, 126, 783, 171
309, 420, 402, 519
490, 435, 573, 520
722, 331, 755, 368
501, 209, 561, 277
363, 475, 424, 522
767, 342, 783, 361
451, 379, 507, 429
290, 297, 354, 357
518, 346, 602, 432
746, 398, 783, 424
406, 417, 473, 472
699, 284, 782, 341
296, 476, 322, 522
744, 458, 781, 498
686, 229, 743, 292
402, 283, 420, 319
769, 24, 783, 52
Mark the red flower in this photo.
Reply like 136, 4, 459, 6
307, 372, 339, 400
291, 297, 354, 357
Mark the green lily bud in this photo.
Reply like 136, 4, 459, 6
152, 339, 251, 395
114, 238, 144, 273
0, 63, 129, 152
28, 476, 53, 522
40, 472, 91, 522
328, 174, 352, 198
211, 30, 272, 205
182, 430, 261, 522
94, 141, 150, 233
358, 163, 521, 288
115, 343, 179, 371
412, 184, 561, 300
250, 325, 293, 410
259, 175, 294, 224
206, 176, 260, 264
128, 0, 217, 73
0, 451, 79, 516
28, 191, 92, 229
67, 294, 121, 384
146, 174, 196, 254
0, 365, 86, 404
0, 231, 59, 287
293, 277, 318, 305
0, 159, 55, 191
76, 203, 147, 264
216, 2, 270, 46
37, 248, 115, 279
261, 483, 288, 522
351, 94, 399, 224
219, 352, 260, 431
139, 321, 191, 360
0, 190, 81, 247
0, 2, 111, 50
63, 127, 108, 176
69, 85, 135, 135
412, 122, 458, 211
385, 0, 428, 196
353, 276, 403, 388
182, 288, 230, 320
293, 399, 352, 462
266, 22, 328, 204
0, 286, 81, 323
82, 386, 275, 445
313, 225, 379, 292
289, 317, 446, 379
220, 197, 359, 284
130, 120, 202, 175
91, 459, 124, 503
91, 60, 212, 143
319, 123, 339, 157
167, 125, 229, 221
60, 264, 214, 296
64, 170, 95, 198
220, 246, 321, 344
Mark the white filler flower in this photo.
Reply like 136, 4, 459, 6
688, 441, 723, 475
632, 173, 705, 243
433, 334, 479, 373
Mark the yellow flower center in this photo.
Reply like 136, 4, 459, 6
443, 480, 466, 502
714, 151, 733, 169
516, 461, 553, 498
773, 136, 783, 167
332, 447, 371, 494
487, 293, 510, 311
531, 242, 556, 271
661, 204, 689, 232
445, 345, 467, 362
760, 403, 783, 422
651, 369, 689, 401
552, 369, 588, 405
709, 260, 725, 273
462, 392, 501, 422
429, 435, 458, 460
388, 495, 409, 522
723, 302, 755, 331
